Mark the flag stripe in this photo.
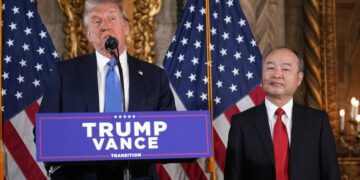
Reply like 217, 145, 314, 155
163, 163, 189, 180
214, 160, 224, 180
249, 85, 265, 105
24, 101, 40, 125
236, 94, 256, 112
213, 114, 230, 148
181, 162, 208, 180
212, 130, 226, 172
3, 121, 46, 180
4, 147, 26, 180
155, 164, 172, 180
224, 105, 240, 123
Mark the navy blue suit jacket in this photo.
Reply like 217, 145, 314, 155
39, 52, 175, 113
225, 103, 340, 180
38, 52, 175, 179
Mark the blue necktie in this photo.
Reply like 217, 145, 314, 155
104, 60, 123, 112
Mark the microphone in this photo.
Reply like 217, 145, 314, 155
104, 35, 119, 59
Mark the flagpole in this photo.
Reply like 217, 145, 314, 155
0, 0, 5, 178
205, 0, 216, 179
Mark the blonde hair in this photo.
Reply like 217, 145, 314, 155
83, 0, 129, 29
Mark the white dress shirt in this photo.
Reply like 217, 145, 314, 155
96, 51, 129, 112
265, 98, 293, 144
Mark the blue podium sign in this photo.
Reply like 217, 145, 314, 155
36, 111, 212, 162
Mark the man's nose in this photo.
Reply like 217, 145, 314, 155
100, 21, 110, 32
273, 68, 282, 78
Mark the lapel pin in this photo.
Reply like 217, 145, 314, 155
138, 70, 143, 76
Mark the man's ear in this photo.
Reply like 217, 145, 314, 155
297, 72, 304, 86
85, 29, 92, 42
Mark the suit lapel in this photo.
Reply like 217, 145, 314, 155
127, 55, 143, 111
290, 103, 306, 165
253, 103, 275, 164
77, 53, 99, 112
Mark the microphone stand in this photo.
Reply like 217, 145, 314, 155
109, 48, 131, 180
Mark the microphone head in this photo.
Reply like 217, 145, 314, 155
104, 36, 119, 51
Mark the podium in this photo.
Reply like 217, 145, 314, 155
36, 111, 212, 162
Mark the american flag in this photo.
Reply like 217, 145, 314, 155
2, 0, 59, 179
160, 0, 265, 179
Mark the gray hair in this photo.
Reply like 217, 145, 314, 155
83, 0, 129, 29
262, 47, 304, 73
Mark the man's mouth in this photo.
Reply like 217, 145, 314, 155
270, 82, 284, 87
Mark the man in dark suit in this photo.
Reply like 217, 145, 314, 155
38, 0, 175, 179
224, 47, 340, 180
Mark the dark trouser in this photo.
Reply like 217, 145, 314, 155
49, 163, 159, 180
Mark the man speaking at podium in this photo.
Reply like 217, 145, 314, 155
38, 0, 175, 179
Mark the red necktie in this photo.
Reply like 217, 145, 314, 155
273, 108, 289, 180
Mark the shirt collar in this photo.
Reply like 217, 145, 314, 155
265, 98, 293, 118
96, 50, 128, 70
